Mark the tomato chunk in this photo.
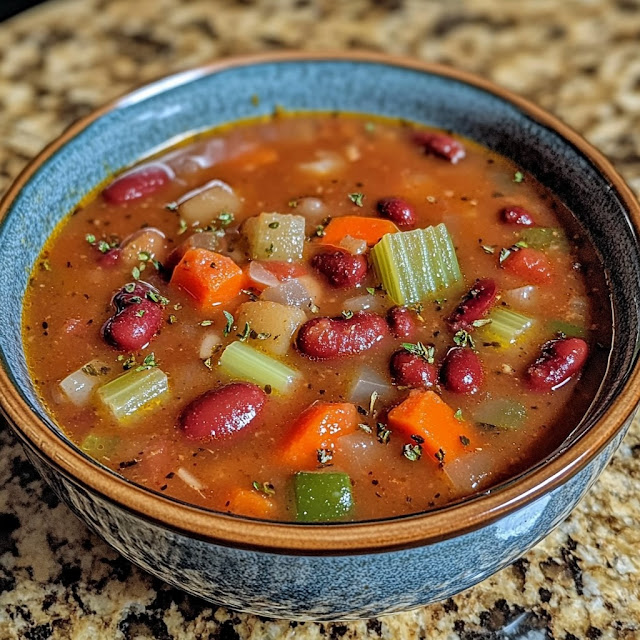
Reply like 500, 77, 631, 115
502, 248, 553, 284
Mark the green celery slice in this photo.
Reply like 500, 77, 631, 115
219, 341, 301, 394
547, 319, 586, 338
294, 471, 354, 522
370, 223, 462, 304
474, 399, 527, 429
478, 308, 534, 347
80, 434, 120, 459
97, 367, 169, 422
519, 227, 569, 251
243, 212, 306, 261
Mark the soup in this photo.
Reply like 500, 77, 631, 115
22, 114, 610, 522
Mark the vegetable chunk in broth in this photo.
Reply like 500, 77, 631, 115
23, 114, 611, 522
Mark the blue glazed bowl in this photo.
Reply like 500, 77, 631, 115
1, 53, 640, 620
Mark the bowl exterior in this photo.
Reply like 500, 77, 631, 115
2, 54, 640, 618
13, 420, 630, 620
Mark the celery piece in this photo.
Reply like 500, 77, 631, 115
370, 223, 462, 305
80, 434, 120, 460
547, 319, 586, 338
219, 341, 302, 394
294, 471, 354, 522
519, 227, 569, 252
477, 308, 534, 347
243, 212, 306, 261
474, 399, 527, 429
97, 367, 169, 422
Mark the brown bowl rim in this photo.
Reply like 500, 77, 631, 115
1, 51, 640, 555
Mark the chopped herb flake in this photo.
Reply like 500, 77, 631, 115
514, 171, 524, 183
316, 449, 333, 465
454, 408, 464, 422
348, 192, 364, 207
135, 353, 158, 371
252, 480, 275, 495
402, 341, 435, 363
376, 422, 391, 444
403, 443, 423, 461
222, 311, 234, 337
460, 435, 471, 446
453, 330, 475, 349
366, 287, 376, 295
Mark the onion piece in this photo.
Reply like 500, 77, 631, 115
443, 449, 495, 495
59, 360, 112, 406
260, 275, 322, 309
296, 197, 329, 225
343, 294, 391, 315
248, 261, 280, 288
177, 467, 204, 492
349, 366, 394, 406
199, 332, 223, 360
336, 432, 387, 476
502, 285, 538, 309
339, 235, 368, 255
298, 151, 345, 176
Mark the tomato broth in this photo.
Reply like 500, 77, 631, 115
22, 114, 611, 522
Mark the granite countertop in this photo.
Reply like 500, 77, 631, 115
1, 0, 640, 638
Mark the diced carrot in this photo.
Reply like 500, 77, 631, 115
387, 390, 472, 464
225, 146, 279, 171
318, 216, 399, 247
281, 402, 358, 468
225, 487, 275, 519
170, 248, 246, 309
502, 247, 553, 285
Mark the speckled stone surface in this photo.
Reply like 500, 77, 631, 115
0, 1, 639, 638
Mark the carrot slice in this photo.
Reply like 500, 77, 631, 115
387, 390, 471, 464
282, 402, 358, 468
225, 487, 275, 518
318, 216, 399, 247
170, 248, 246, 309
502, 247, 553, 285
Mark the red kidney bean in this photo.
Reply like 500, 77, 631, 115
526, 338, 589, 392
412, 131, 466, 164
446, 279, 497, 332
376, 197, 416, 228
102, 282, 164, 351
390, 350, 437, 388
440, 347, 484, 394
387, 306, 417, 338
102, 163, 173, 204
501, 205, 535, 226
180, 382, 267, 442
297, 311, 388, 359
311, 250, 368, 288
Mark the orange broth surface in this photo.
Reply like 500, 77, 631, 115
22, 114, 611, 522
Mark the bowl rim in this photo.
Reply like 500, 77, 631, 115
1, 50, 640, 555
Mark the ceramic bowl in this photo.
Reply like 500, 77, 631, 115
1, 53, 639, 621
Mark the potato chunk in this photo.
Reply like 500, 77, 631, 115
237, 301, 307, 356
243, 212, 306, 261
